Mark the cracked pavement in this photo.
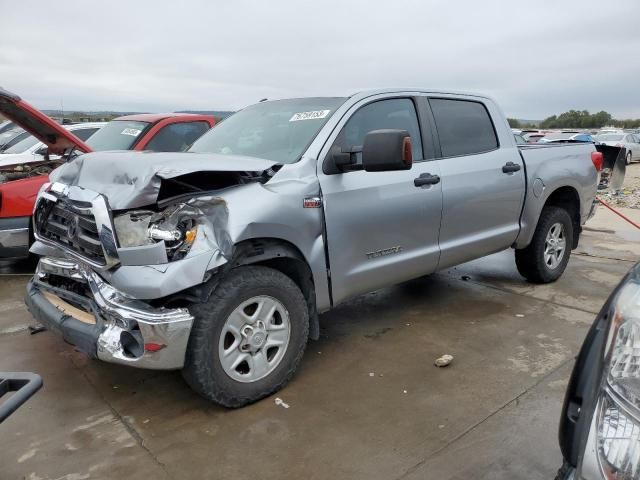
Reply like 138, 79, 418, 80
1, 190, 639, 479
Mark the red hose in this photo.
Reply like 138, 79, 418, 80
595, 196, 640, 230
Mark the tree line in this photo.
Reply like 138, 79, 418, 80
508, 110, 640, 130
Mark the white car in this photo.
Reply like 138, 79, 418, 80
596, 132, 640, 165
0, 122, 105, 167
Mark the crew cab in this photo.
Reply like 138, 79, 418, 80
0, 88, 216, 258
21, 88, 603, 408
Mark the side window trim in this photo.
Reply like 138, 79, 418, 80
416, 96, 441, 159
427, 96, 500, 159
322, 96, 425, 174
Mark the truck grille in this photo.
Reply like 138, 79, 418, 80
35, 199, 106, 265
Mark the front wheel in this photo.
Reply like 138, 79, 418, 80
515, 206, 573, 283
626, 152, 632, 165
182, 266, 309, 408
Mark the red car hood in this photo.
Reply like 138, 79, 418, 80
0, 87, 92, 155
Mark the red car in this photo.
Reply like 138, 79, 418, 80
0, 87, 216, 258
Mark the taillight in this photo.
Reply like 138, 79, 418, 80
591, 151, 604, 171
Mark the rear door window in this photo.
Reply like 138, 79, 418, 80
429, 98, 498, 157
145, 121, 210, 152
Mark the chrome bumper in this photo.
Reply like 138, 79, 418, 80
27, 257, 194, 370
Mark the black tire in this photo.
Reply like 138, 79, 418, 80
626, 151, 632, 165
182, 266, 309, 408
515, 206, 573, 284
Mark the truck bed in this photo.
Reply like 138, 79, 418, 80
514, 142, 599, 249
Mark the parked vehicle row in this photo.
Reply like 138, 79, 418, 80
0, 89, 216, 259
2, 87, 604, 409
0, 122, 105, 167
596, 132, 640, 165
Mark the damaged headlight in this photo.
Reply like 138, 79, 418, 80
596, 274, 640, 478
114, 204, 199, 261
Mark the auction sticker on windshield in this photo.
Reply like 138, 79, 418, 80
121, 128, 142, 137
289, 110, 331, 122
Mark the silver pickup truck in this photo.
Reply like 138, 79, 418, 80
21, 89, 602, 407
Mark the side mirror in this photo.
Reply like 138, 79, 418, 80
361, 129, 413, 172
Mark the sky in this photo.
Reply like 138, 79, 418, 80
1, 0, 639, 119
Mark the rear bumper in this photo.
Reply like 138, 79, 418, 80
25, 257, 194, 370
0, 216, 30, 258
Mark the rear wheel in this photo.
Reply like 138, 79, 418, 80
182, 266, 309, 408
515, 206, 573, 283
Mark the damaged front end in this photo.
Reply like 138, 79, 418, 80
26, 152, 282, 369
26, 257, 193, 369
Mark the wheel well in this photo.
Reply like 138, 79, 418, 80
543, 186, 581, 249
231, 238, 320, 340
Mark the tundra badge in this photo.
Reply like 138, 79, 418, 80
366, 246, 403, 259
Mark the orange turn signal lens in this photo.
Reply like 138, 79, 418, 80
184, 228, 197, 244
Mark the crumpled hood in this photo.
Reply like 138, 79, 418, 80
51, 150, 279, 209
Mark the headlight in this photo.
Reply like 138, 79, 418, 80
114, 204, 199, 261
597, 393, 640, 478
596, 274, 640, 477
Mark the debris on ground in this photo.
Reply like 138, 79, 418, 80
28, 324, 46, 335
515, 314, 525, 318
600, 189, 640, 209
599, 166, 640, 209
274, 397, 290, 409
369, 372, 375, 377
434, 354, 454, 367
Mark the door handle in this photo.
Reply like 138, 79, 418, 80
502, 162, 521, 173
414, 173, 441, 187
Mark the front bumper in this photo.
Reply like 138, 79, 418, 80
25, 257, 194, 370
0, 216, 30, 258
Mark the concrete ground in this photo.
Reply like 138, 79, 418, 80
1, 172, 639, 479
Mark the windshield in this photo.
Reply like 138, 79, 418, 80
0, 127, 24, 145
3, 135, 40, 154
189, 97, 347, 163
0, 121, 15, 134
599, 134, 624, 141
86, 120, 150, 151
